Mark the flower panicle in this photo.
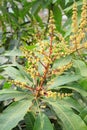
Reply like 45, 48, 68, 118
70, 0, 87, 48
46, 91, 72, 99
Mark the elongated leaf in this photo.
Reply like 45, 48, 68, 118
63, 97, 84, 112
80, 107, 87, 121
65, 0, 69, 5
53, 5, 62, 31
0, 99, 32, 130
48, 74, 81, 89
47, 100, 87, 130
64, 1, 82, 12
4, 49, 22, 56
53, 56, 72, 69
14, 63, 33, 85
4, 66, 33, 86
52, 0, 57, 3
51, 85, 87, 97
0, 57, 8, 65
73, 60, 87, 77
0, 89, 31, 101
24, 112, 35, 130
33, 113, 53, 130
4, 66, 25, 82
84, 115, 87, 124
31, 0, 42, 14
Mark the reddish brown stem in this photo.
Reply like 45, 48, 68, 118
24, 84, 35, 92
39, 60, 47, 69
39, 64, 49, 88
39, 26, 54, 89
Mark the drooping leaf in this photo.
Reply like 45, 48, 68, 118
47, 100, 87, 130
24, 112, 35, 130
0, 99, 32, 130
0, 89, 32, 101
33, 113, 53, 130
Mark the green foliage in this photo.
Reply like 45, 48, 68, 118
47, 99, 87, 130
24, 112, 35, 130
33, 113, 53, 130
0, 99, 32, 130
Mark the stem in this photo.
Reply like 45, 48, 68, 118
24, 84, 34, 92
39, 25, 54, 88
39, 64, 49, 88
39, 60, 47, 69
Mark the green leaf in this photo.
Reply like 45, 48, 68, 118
53, 56, 72, 69
48, 74, 81, 89
14, 63, 33, 85
24, 112, 35, 130
0, 99, 32, 130
63, 97, 84, 112
31, 0, 42, 15
64, 1, 82, 13
47, 100, 87, 130
33, 113, 53, 130
80, 107, 87, 122
3, 49, 22, 56
49, 85, 87, 97
73, 60, 87, 77
52, 0, 57, 4
79, 78, 87, 90
65, 0, 69, 5
3, 66, 33, 86
0, 57, 8, 65
3, 82, 11, 89
53, 5, 62, 31
4, 66, 25, 82
0, 75, 5, 80
0, 89, 31, 101
24, 45, 36, 51
84, 115, 87, 124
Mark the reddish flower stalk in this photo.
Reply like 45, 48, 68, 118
39, 25, 54, 89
